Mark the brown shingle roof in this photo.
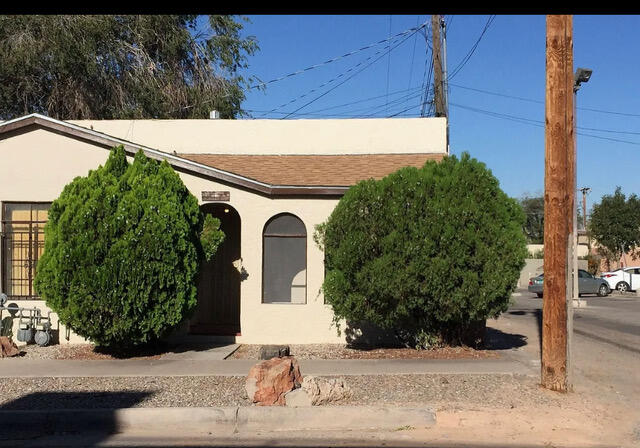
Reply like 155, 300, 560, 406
179, 153, 445, 187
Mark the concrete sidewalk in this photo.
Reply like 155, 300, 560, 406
0, 356, 535, 378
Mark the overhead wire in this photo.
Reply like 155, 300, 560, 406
385, 15, 393, 116
256, 21, 427, 118
447, 15, 496, 81
255, 32, 413, 118
247, 21, 429, 91
280, 25, 424, 119
246, 86, 425, 118
302, 85, 425, 115
359, 90, 425, 118
419, 21, 434, 117
450, 102, 640, 146
451, 82, 640, 119
406, 17, 421, 94
449, 83, 640, 135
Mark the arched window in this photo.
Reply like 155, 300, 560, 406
262, 213, 307, 304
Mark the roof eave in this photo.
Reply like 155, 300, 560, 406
0, 114, 348, 197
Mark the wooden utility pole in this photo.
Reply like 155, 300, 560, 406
431, 15, 446, 118
542, 14, 574, 393
580, 187, 591, 230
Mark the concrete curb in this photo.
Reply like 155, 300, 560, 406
0, 406, 436, 437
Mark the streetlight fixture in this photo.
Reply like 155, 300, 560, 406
572, 67, 592, 307
574, 68, 592, 92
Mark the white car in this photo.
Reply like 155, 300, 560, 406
600, 266, 640, 292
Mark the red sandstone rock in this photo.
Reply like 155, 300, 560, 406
0, 336, 20, 358
245, 356, 302, 406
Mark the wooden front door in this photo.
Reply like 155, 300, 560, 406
189, 204, 241, 335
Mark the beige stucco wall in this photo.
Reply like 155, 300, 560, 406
1, 299, 87, 345
69, 117, 448, 156
526, 243, 588, 258
0, 127, 345, 344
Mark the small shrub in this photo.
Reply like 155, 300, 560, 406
35, 146, 224, 347
316, 153, 527, 347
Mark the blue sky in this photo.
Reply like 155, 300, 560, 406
234, 15, 640, 213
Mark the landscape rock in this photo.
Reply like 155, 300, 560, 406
302, 375, 352, 405
284, 388, 312, 407
0, 336, 20, 358
246, 356, 302, 406
258, 344, 290, 360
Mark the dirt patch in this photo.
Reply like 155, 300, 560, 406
230, 343, 499, 360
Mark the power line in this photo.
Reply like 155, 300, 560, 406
420, 22, 434, 117
450, 82, 640, 118
280, 27, 422, 119
360, 91, 424, 118
424, 59, 434, 117
578, 125, 640, 136
385, 15, 393, 116
245, 85, 425, 119
449, 86, 640, 136
449, 102, 640, 146
450, 83, 544, 104
573, 105, 640, 118
388, 101, 423, 118
257, 24, 425, 118
445, 15, 455, 31
447, 15, 496, 81
246, 93, 424, 119
245, 89, 425, 119
303, 85, 425, 115
248, 21, 428, 90
406, 17, 421, 95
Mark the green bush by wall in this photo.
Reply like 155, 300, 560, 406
34, 146, 224, 347
316, 153, 527, 348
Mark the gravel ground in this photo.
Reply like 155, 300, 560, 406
231, 344, 499, 360
11, 342, 498, 360
14, 343, 166, 360
0, 374, 558, 411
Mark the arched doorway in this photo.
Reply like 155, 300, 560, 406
189, 204, 241, 335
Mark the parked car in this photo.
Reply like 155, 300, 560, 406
528, 269, 610, 298
600, 266, 640, 292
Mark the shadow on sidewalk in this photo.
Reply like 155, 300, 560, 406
507, 309, 543, 353
483, 327, 527, 350
92, 339, 235, 359
0, 391, 150, 446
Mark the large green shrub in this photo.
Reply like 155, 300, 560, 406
316, 153, 527, 347
34, 146, 224, 347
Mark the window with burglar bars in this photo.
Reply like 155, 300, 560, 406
1, 202, 51, 299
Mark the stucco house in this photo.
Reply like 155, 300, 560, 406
0, 113, 447, 344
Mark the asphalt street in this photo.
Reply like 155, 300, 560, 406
502, 288, 640, 424
510, 288, 640, 354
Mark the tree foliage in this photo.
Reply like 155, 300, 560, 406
519, 195, 544, 244
0, 15, 259, 120
316, 153, 527, 348
34, 146, 224, 347
589, 186, 640, 264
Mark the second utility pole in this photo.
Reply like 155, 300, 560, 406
580, 187, 590, 231
542, 14, 574, 393
431, 15, 446, 118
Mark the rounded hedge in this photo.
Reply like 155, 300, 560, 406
317, 153, 527, 347
34, 146, 224, 347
